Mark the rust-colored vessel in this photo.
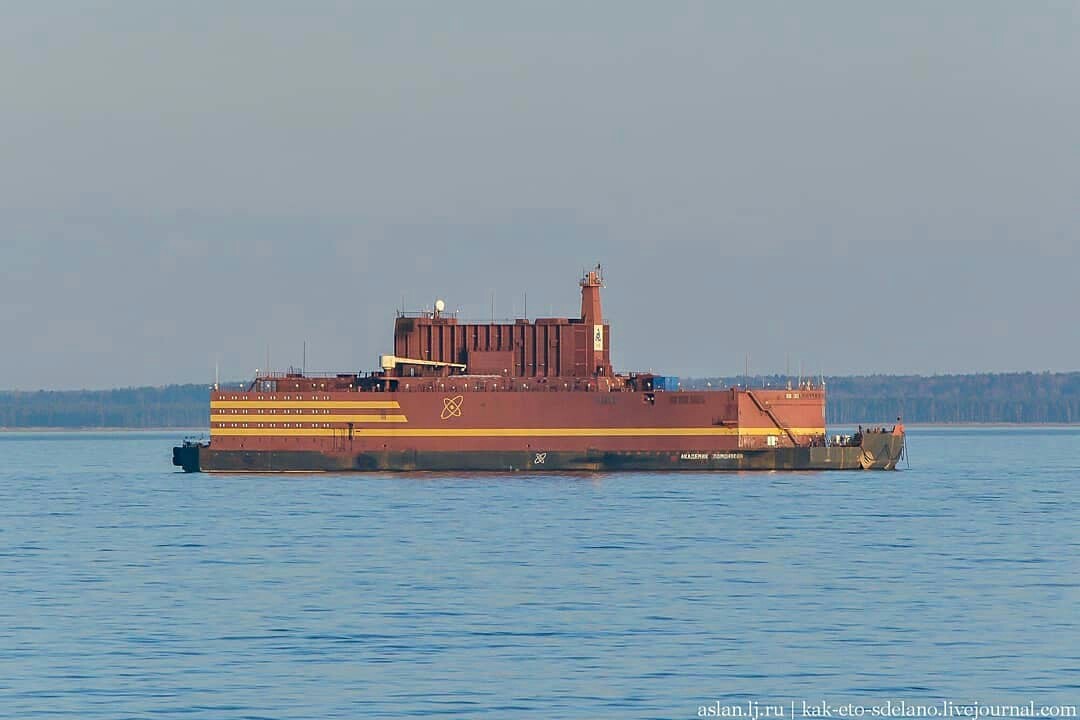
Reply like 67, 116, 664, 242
173, 267, 904, 472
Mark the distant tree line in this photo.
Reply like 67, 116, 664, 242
1, 373, 1079, 428
0, 384, 214, 428
688, 372, 1080, 424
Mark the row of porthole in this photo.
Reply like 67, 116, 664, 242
216, 423, 336, 428
218, 409, 333, 414
226, 395, 335, 401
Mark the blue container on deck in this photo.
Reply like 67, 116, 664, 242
653, 376, 680, 391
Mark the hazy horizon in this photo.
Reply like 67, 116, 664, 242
3, 3, 1078, 390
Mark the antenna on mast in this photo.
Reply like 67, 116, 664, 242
303, 341, 306, 375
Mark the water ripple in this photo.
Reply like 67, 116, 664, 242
0, 429, 1076, 717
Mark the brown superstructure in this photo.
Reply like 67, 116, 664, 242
174, 267, 904, 472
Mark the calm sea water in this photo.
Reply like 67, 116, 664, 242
0, 428, 1076, 719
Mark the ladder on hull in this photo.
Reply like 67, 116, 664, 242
746, 390, 800, 447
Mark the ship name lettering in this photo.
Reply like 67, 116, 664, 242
712, 453, 744, 460
680, 453, 709, 461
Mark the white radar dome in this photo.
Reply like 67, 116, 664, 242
435, 299, 446, 313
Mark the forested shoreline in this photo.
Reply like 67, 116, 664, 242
690, 372, 1080, 424
0, 384, 211, 429
2, 372, 1079, 428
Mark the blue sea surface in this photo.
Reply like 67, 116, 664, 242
0, 428, 1077, 718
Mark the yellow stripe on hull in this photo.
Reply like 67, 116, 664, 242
211, 400, 400, 409
210, 426, 825, 438
210, 414, 408, 423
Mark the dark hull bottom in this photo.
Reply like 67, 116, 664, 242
174, 436, 904, 473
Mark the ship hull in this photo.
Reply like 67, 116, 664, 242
173, 432, 904, 473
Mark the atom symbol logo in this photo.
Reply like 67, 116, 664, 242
440, 395, 463, 420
